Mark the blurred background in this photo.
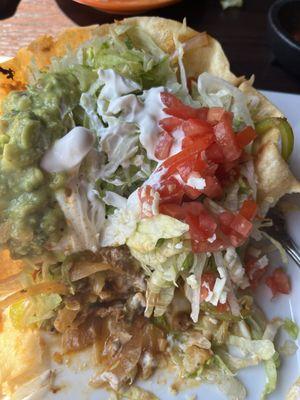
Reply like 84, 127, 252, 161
0, 0, 299, 94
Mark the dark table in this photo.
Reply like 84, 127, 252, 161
1, 0, 300, 94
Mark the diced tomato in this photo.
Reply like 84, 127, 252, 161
205, 143, 225, 164
182, 132, 215, 151
201, 176, 223, 199
192, 238, 225, 253
197, 107, 209, 121
185, 207, 219, 250
182, 201, 205, 215
213, 114, 242, 162
265, 268, 291, 296
159, 203, 185, 219
228, 232, 245, 247
239, 199, 258, 221
186, 214, 206, 242
155, 131, 174, 160
216, 161, 240, 187
184, 185, 202, 200
245, 256, 268, 289
160, 146, 198, 177
182, 136, 195, 149
230, 214, 253, 238
198, 212, 217, 239
158, 177, 185, 204
159, 117, 182, 133
219, 211, 234, 233
138, 186, 157, 218
162, 147, 211, 182
182, 118, 213, 137
161, 92, 200, 120
200, 272, 216, 301
207, 107, 228, 124
216, 302, 230, 312
236, 126, 257, 148
176, 156, 200, 182
161, 92, 208, 121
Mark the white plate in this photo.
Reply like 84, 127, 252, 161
41, 90, 300, 400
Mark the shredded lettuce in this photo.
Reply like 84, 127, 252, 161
101, 208, 137, 247
127, 215, 189, 253
227, 335, 275, 360
203, 367, 247, 400
196, 72, 254, 128
261, 353, 279, 399
127, 215, 189, 317
185, 253, 207, 323
284, 319, 299, 340
52, 25, 176, 89
278, 340, 298, 357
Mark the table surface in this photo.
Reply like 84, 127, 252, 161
0, 0, 300, 94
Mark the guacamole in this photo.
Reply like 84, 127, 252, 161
0, 72, 81, 258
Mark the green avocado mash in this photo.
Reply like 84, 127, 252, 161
0, 72, 81, 258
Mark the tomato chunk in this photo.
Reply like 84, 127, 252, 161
230, 214, 253, 238
158, 177, 184, 204
159, 203, 185, 219
239, 199, 258, 221
207, 107, 227, 124
214, 114, 242, 162
200, 272, 216, 301
245, 256, 268, 289
198, 212, 217, 239
155, 131, 174, 160
161, 92, 200, 120
182, 133, 214, 151
182, 201, 205, 215
216, 302, 230, 312
184, 185, 202, 200
182, 118, 213, 137
138, 186, 157, 218
159, 117, 182, 133
236, 126, 257, 148
201, 176, 223, 199
186, 214, 206, 242
205, 143, 225, 164
161, 92, 208, 121
265, 268, 291, 296
192, 237, 225, 253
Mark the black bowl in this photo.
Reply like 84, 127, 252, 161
268, 0, 300, 76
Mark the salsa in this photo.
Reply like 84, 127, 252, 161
0, 72, 81, 258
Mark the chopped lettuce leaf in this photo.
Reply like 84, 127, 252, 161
261, 353, 279, 399
127, 214, 189, 253
203, 366, 247, 400
284, 319, 299, 340
127, 217, 190, 317
213, 355, 234, 376
279, 340, 298, 357
101, 208, 137, 247
228, 335, 275, 360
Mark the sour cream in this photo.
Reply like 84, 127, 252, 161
40, 126, 95, 173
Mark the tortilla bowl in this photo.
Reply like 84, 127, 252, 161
0, 16, 299, 398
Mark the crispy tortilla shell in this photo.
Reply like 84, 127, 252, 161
0, 16, 299, 398
1, 17, 299, 210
